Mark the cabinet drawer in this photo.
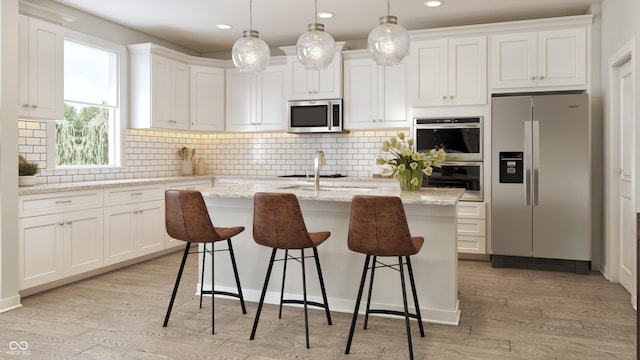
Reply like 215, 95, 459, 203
19, 190, 103, 218
104, 185, 164, 206
457, 202, 486, 219
458, 235, 487, 254
457, 218, 486, 237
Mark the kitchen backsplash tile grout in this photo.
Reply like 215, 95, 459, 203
18, 120, 406, 184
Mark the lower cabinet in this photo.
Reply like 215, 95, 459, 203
18, 196, 104, 290
457, 202, 487, 254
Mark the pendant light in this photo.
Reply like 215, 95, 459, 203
232, 0, 270, 73
296, 0, 336, 70
368, 0, 410, 66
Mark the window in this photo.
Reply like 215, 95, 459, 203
50, 30, 126, 168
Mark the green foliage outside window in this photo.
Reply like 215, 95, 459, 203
56, 103, 109, 166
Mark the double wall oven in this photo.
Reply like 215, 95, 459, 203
414, 116, 483, 201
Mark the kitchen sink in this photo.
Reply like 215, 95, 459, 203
278, 184, 375, 192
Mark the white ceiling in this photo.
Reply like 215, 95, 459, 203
51, 0, 601, 54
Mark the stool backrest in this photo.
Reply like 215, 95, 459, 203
165, 190, 223, 243
253, 192, 312, 249
348, 195, 418, 256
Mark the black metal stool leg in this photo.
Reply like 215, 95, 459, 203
363, 255, 377, 330
278, 249, 289, 319
301, 248, 310, 349
199, 243, 207, 308
226, 238, 246, 314
398, 256, 414, 360
250, 248, 277, 341
312, 246, 332, 325
164, 242, 190, 327
345, 255, 371, 355
210, 242, 215, 334
406, 256, 424, 337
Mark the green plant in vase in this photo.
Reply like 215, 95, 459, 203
18, 156, 39, 186
376, 132, 446, 191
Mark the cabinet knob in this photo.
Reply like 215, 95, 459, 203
22, 104, 29, 108
442, 96, 447, 100
57, 222, 65, 226
65, 221, 72, 225
539, 76, 545, 80
31, 105, 38, 108
449, 96, 454, 100
531, 76, 537, 80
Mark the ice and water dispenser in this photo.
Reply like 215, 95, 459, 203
499, 152, 523, 183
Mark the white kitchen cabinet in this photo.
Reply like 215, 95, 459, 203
18, 190, 104, 290
343, 52, 409, 130
491, 28, 586, 90
129, 44, 190, 130
18, 15, 64, 120
190, 63, 225, 131
280, 43, 344, 100
225, 60, 287, 132
410, 36, 487, 107
457, 201, 486, 254
103, 185, 165, 265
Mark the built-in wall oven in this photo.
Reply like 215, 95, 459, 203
414, 116, 483, 201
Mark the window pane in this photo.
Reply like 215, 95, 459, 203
64, 40, 117, 106
56, 103, 111, 166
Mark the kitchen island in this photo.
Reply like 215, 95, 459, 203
200, 183, 464, 325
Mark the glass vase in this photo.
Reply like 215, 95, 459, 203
398, 168, 424, 191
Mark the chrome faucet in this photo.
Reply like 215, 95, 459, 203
314, 150, 326, 191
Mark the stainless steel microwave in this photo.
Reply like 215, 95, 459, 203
287, 99, 342, 133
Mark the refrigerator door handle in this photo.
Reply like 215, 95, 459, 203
533, 120, 540, 206
524, 120, 531, 206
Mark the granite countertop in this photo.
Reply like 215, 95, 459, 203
201, 183, 464, 206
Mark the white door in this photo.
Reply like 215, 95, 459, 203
618, 58, 635, 301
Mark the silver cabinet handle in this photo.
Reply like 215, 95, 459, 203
56, 200, 72, 204
131, 192, 143, 196
31, 105, 38, 108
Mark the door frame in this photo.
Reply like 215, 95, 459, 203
604, 39, 635, 305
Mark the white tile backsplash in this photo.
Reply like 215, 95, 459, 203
18, 120, 407, 184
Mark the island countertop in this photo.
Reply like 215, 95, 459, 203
200, 183, 464, 205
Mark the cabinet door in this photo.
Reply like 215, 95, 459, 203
491, 32, 537, 89
411, 39, 448, 106
19, 16, 64, 120
257, 64, 287, 131
172, 61, 190, 129
288, 54, 341, 100
190, 65, 225, 131
378, 61, 409, 127
19, 214, 64, 289
343, 57, 377, 129
104, 204, 137, 265
64, 209, 103, 276
225, 68, 257, 132
448, 37, 487, 105
137, 200, 165, 255
537, 28, 586, 87
151, 55, 174, 128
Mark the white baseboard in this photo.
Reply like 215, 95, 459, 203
0, 295, 22, 313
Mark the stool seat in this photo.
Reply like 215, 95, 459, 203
345, 195, 425, 360
250, 192, 332, 349
163, 190, 246, 334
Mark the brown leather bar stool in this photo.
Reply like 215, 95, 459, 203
249, 192, 332, 349
344, 195, 425, 360
163, 190, 246, 334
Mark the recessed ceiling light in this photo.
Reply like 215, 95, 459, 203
318, 12, 334, 19
424, 0, 443, 7
217, 24, 232, 30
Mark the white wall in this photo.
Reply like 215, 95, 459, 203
600, 0, 640, 276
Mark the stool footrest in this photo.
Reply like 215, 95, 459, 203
282, 299, 329, 310
201, 290, 243, 300
367, 309, 421, 321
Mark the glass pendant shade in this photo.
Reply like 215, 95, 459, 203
368, 15, 410, 66
232, 30, 270, 73
296, 23, 336, 70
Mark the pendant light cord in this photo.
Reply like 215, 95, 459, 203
314, 0, 318, 23
250, 0, 253, 30
387, 0, 390, 16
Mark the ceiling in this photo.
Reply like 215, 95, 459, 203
51, 0, 601, 54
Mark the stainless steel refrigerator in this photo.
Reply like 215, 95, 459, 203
491, 93, 590, 273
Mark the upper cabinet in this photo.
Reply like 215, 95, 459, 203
18, 15, 64, 120
225, 59, 287, 132
491, 28, 587, 91
129, 44, 190, 130
343, 51, 409, 130
410, 36, 487, 107
280, 43, 344, 100
190, 60, 226, 132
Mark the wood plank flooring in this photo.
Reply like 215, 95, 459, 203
0, 250, 635, 359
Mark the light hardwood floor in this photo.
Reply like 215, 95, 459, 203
0, 249, 635, 359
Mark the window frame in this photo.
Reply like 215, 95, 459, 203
47, 28, 128, 170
